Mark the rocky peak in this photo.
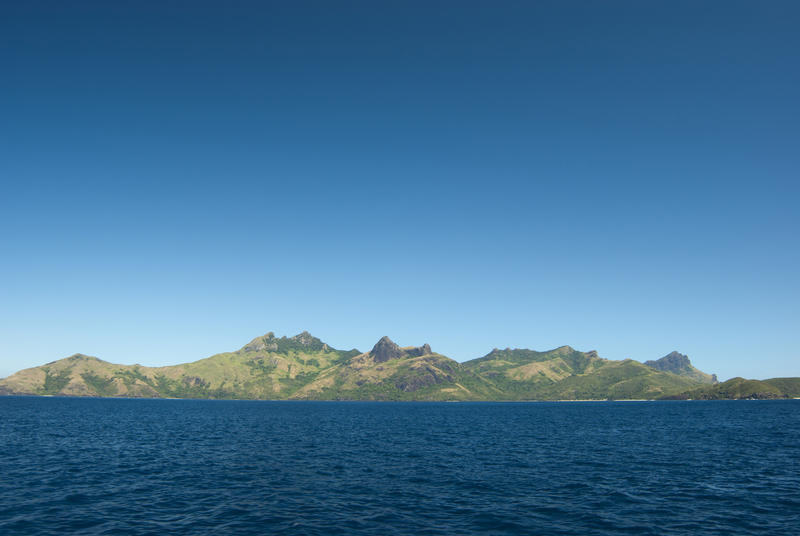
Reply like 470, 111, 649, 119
241, 332, 279, 353
645, 351, 691, 371
290, 331, 320, 346
405, 343, 432, 357
241, 330, 328, 354
370, 337, 433, 363
663, 351, 690, 367
371, 336, 404, 363
644, 351, 717, 384
52, 354, 107, 365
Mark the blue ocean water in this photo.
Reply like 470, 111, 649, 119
0, 398, 798, 535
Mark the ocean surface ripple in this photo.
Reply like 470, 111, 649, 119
1, 398, 798, 535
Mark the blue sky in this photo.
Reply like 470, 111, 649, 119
1, 1, 798, 380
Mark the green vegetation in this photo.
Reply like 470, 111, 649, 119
115, 367, 150, 387
245, 358, 278, 376
463, 349, 699, 400
274, 334, 326, 354
40, 367, 72, 395
80, 372, 117, 396
1, 331, 795, 401
763, 378, 800, 397
666, 377, 800, 400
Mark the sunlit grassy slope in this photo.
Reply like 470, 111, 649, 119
461, 346, 700, 400
0, 332, 359, 399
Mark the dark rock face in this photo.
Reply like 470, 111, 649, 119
644, 351, 717, 384
370, 337, 433, 363
645, 351, 692, 373
405, 343, 432, 357
371, 336, 405, 363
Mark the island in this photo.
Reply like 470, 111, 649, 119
1, 332, 798, 401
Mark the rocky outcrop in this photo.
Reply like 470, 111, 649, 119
370, 337, 406, 362
290, 331, 318, 346
370, 337, 433, 363
240, 331, 328, 354
405, 343, 432, 357
645, 351, 691, 371
241, 332, 280, 352
645, 351, 717, 383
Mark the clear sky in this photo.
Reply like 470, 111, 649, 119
1, 1, 798, 381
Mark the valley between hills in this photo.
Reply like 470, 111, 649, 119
1, 332, 798, 401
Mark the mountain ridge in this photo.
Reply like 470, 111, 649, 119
1, 330, 780, 401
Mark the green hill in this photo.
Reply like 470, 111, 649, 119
665, 377, 800, 400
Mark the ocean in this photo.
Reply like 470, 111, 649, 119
0, 398, 798, 535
